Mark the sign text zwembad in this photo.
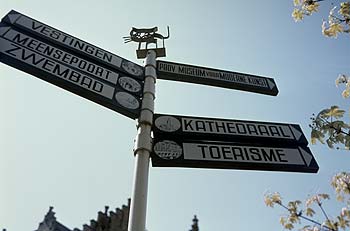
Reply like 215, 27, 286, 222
0, 11, 144, 119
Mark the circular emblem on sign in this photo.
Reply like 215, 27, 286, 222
154, 140, 183, 160
118, 76, 142, 93
121, 60, 143, 77
115, 92, 139, 110
155, 116, 181, 132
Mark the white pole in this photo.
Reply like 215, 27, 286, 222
128, 50, 157, 231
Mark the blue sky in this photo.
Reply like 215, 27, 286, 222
1, 1, 350, 231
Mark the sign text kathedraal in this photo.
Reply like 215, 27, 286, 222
153, 114, 308, 145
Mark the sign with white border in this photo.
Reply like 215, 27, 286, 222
153, 114, 308, 145
157, 60, 278, 96
0, 25, 141, 119
151, 139, 319, 173
2, 10, 144, 80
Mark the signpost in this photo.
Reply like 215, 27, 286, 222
157, 60, 278, 96
0, 9, 320, 231
153, 114, 308, 146
151, 139, 319, 173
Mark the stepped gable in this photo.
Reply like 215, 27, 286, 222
189, 215, 199, 231
35, 200, 198, 231
75, 199, 130, 231
35, 207, 71, 231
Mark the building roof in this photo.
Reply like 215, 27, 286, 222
189, 215, 199, 231
35, 200, 199, 231
35, 207, 71, 231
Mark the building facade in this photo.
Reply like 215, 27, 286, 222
34, 200, 199, 231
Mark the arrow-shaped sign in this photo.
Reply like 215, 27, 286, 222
0, 25, 144, 96
1, 10, 144, 80
0, 24, 10, 35
0, 30, 141, 119
153, 114, 308, 145
157, 60, 278, 96
151, 140, 319, 173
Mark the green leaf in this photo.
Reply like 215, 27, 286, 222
264, 196, 274, 207
325, 220, 338, 231
345, 210, 350, 219
345, 136, 350, 150
335, 133, 345, 144
318, 108, 331, 119
284, 223, 294, 230
311, 129, 325, 144
288, 213, 300, 223
337, 195, 344, 202
318, 194, 330, 200
301, 225, 311, 231
322, 106, 345, 119
332, 120, 349, 130
327, 138, 335, 149
280, 217, 286, 226
306, 207, 315, 217
337, 215, 349, 229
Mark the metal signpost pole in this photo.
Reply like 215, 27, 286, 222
129, 50, 156, 231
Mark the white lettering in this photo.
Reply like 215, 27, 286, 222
183, 143, 304, 165
181, 118, 293, 140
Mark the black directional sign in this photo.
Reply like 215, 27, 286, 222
157, 60, 278, 96
153, 114, 308, 145
0, 23, 142, 119
151, 140, 319, 173
2, 10, 144, 80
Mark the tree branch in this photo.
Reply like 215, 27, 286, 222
276, 203, 334, 231
318, 203, 333, 229
317, 116, 349, 136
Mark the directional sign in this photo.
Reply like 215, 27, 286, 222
151, 140, 319, 173
0, 25, 144, 96
0, 24, 142, 119
1, 10, 144, 80
153, 114, 308, 145
157, 60, 278, 96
